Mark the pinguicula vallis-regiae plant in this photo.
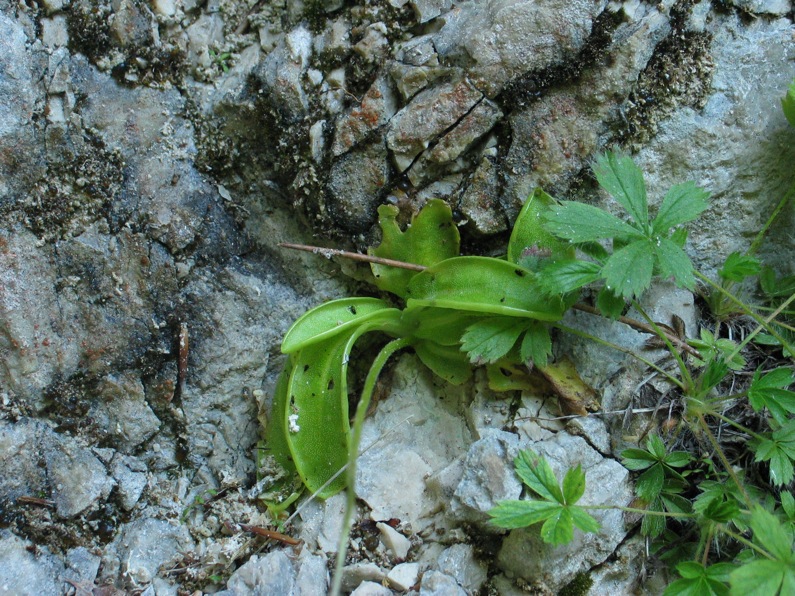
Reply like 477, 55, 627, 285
256, 79, 795, 596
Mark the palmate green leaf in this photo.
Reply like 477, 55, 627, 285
752, 423, 795, 486
654, 237, 696, 289
514, 449, 564, 503
601, 239, 654, 300
748, 368, 795, 424
544, 201, 644, 243
488, 499, 562, 529
729, 508, 795, 595
635, 463, 665, 501
593, 150, 649, 226
460, 317, 527, 364
562, 464, 587, 503
719, 252, 761, 283
665, 562, 733, 596
570, 506, 600, 534
541, 507, 575, 544
520, 322, 552, 367
652, 181, 710, 235
537, 259, 601, 295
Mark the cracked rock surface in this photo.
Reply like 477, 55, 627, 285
0, 0, 793, 594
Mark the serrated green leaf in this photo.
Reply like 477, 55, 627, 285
665, 451, 694, 468
544, 201, 644, 243
520, 322, 552, 367
594, 151, 649, 226
665, 562, 731, 596
562, 464, 587, 504
647, 434, 668, 459
782, 492, 795, 520
753, 436, 795, 486
541, 507, 574, 544
671, 226, 689, 247
537, 259, 602, 295
748, 368, 795, 424
652, 181, 710, 235
514, 450, 564, 503
460, 317, 527, 364
749, 507, 795, 563
655, 237, 696, 289
601, 239, 654, 300
636, 464, 665, 501
369, 199, 459, 298
487, 499, 562, 529
570, 506, 600, 534
621, 448, 658, 469
719, 252, 761, 283
642, 498, 667, 538
730, 559, 794, 596
596, 286, 626, 319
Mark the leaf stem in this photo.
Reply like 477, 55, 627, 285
330, 337, 412, 596
572, 302, 700, 358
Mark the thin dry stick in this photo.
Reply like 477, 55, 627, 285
279, 242, 700, 356
278, 242, 426, 271
571, 302, 700, 358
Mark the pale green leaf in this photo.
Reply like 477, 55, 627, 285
544, 201, 644, 243
654, 237, 696, 289
593, 151, 649, 226
488, 499, 561, 529
540, 507, 574, 544
537, 259, 601, 295
461, 317, 527, 364
562, 464, 586, 504
519, 322, 552, 367
569, 506, 600, 534
514, 450, 564, 503
601, 239, 654, 300
652, 181, 709, 234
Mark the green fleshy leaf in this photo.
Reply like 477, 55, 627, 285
413, 340, 473, 385
783, 80, 795, 127
544, 201, 644, 243
601, 239, 654, 300
509, 188, 575, 266
593, 150, 649, 227
520, 322, 552, 367
406, 257, 567, 321
636, 464, 665, 501
281, 297, 393, 353
461, 317, 527, 364
369, 199, 459, 298
652, 181, 710, 235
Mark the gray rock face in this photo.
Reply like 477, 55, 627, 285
1, 0, 793, 594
